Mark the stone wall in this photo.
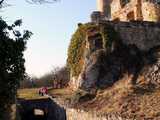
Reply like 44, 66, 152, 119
53, 98, 133, 120
142, 2, 160, 21
18, 98, 66, 120
99, 0, 160, 21
103, 21, 160, 51
110, 0, 121, 17
78, 21, 160, 91
69, 21, 160, 90
66, 109, 127, 120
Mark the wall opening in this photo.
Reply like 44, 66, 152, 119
34, 109, 45, 116
33, 109, 47, 120
127, 11, 135, 21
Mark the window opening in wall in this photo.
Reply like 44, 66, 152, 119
34, 109, 45, 116
127, 11, 135, 21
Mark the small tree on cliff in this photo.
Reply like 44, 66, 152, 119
0, 18, 32, 118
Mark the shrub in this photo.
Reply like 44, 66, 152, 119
0, 18, 32, 119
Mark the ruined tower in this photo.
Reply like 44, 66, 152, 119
97, 0, 111, 19
111, 0, 160, 21
97, 0, 107, 16
91, 0, 160, 22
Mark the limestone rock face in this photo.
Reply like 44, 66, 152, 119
78, 43, 142, 92
78, 41, 160, 92
137, 47, 160, 88
68, 21, 160, 92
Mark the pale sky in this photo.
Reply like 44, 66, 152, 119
1, 0, 96, 77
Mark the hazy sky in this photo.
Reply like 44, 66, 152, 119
2, 0, 96, 77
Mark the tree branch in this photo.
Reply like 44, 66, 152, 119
25, 0, 60, 4
0, 0, 4, 5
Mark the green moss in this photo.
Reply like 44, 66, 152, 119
67, 23, 119, 78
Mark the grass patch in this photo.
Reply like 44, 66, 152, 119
17, 88, 47, 100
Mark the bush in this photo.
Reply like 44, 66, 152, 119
0, 18, 32, 118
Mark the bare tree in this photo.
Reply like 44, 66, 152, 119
0, 0, 59, 7
25, 0, 59, 4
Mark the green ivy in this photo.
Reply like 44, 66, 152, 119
100, 24, 119, 52
67, 23, 119, 78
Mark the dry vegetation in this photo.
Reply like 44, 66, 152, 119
72, 74, 160, 120
48, 87, 74, 99
17, 73, 160, 119
46, 73, 160, 119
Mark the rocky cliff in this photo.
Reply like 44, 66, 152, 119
66, 21, 160, 119
68, 21, 160, 91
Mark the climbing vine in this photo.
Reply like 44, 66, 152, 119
67, 23, 119, 78
67, 23, 98, 77
100, 24, 119, 52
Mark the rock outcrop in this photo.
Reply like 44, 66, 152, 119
66, 21, 160, 119
68, 21, 160, 92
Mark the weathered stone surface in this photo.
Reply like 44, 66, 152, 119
70, 21, 160, 91
66, 109, 131, 120
142, 2, 160, 21
79, 43, 142, 92
137, 47, 160, 88
103, 21, 160, 51
95, 0, 160, 22
18, 98, 66, 120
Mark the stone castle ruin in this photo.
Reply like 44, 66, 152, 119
68, 0, 160, 92
91, 0, 160, 22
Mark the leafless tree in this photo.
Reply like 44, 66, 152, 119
0, 0, 59, 7
25, 0, 59, 4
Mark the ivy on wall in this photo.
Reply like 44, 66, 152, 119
100, 24, 119, 52
67, 23, 98, 77
67, 23, 119, 78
